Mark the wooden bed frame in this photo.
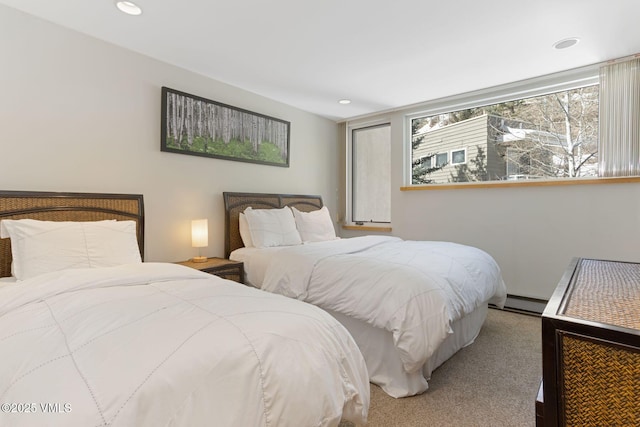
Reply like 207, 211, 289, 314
223, 191, 323, 258
0, 190, 145, 278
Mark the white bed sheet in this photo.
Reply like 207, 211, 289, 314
231, 245, 283, 287
231, 236, 507, 397
0, 263, 369, 427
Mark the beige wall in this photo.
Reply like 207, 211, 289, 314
0, 5, 340, 262
4, 5, 639, 300
343, 112, 640, 300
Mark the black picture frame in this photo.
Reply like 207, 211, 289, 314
161, 87, 290, 167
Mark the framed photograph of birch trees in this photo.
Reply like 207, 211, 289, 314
161, 87, 290, 167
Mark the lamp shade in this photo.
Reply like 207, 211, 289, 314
191, 219, 208, 248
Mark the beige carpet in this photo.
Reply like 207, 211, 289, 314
346, 308, 542, 427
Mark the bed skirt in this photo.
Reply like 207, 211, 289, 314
326, 302, 490, 398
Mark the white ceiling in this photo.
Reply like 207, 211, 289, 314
2, 0, 640, 121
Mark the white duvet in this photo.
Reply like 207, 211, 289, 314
234, 236, 506, 374
0, 263, 369, 427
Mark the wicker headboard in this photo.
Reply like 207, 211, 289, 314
0, 190, 145, 278
223, 192, 323, 258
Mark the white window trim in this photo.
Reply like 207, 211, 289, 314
403, 63, 600, 186
346, 118, 392, 227
450, 148, 467, 165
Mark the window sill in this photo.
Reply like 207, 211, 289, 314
400, 176, 640, 191
342, 224, 392, 232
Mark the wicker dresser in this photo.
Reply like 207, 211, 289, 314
540, 258, 640, 426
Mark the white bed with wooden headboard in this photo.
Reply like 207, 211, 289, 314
224, 191, 507, 398
0, 190, 369, 427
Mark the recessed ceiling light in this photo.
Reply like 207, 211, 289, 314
116, 1, 142, 16
338, 99, 351, 105
553, 37, 579, 50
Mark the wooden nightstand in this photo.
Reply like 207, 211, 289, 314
176, 257, 245, 284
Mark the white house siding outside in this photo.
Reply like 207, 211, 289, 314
413, 114, 508, 183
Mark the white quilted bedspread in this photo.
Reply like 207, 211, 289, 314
255, 236, 507, 374
0, 263, 369, 427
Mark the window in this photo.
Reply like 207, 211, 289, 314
349, 123, 391, 223
435, 153, 448, 167
409, 84, 600, 184
451, 149, 466, 165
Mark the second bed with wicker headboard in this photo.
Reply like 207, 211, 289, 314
222, 190, 508, 398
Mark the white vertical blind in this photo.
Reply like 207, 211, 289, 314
598, 57, 640, 177
352, 124, 391, 223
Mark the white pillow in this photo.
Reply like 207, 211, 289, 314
238, 213, 254, 248
291, 206, 338, 243
0, 219, 142, 281
243, 206, 302, 248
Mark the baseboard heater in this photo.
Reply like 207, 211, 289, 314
490, 294, 547, 315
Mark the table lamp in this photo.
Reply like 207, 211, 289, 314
191, 219, 208, 262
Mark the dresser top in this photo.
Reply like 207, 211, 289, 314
562, 258, 640, 330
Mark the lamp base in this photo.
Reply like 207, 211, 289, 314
191, 256, 208, 263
